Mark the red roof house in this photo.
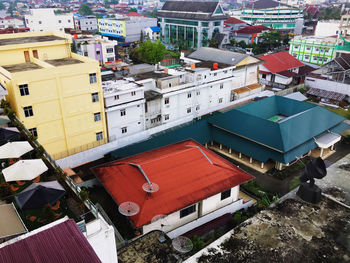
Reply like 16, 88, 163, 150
126, 12, 144, 17
91, 140, 253, 232
0, 219, 101, 263
235, 25, 272, 35
259, 51, 304, 74
232, 25, 272, 44
224, 17, 245, 25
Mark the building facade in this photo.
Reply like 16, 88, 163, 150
98, 16, 157, 43
157, 1, 227, 49
25, 8, 74, 32
74, 15, 98, 32
0, 31, 107, 159
0, 16, 25, 29
289, 36, 336, 65
239, 0, 303, 32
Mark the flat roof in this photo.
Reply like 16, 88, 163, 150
45, 58, 83, 66
0, 203, 27, 239
133, 71, 171, 81
91, 139, 253, 228
0, 35, 65, 46
2, 62, 42, 73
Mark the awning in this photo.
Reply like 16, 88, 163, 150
315, 132, 341, 148
3, 159, 48, 182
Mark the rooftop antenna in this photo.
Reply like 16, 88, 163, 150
129, 163, 160, 194
152, 214, 170, 242
185, 145, 213, 164
296, 157, 327, 204
118, 201, 140, 216
172, 236, 193, 253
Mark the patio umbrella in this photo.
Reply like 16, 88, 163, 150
0, 141, 33, 159
0, 115, 10, 126
0, 127, 20, 144
3, 159, 48, 182
15, 181, 66, 210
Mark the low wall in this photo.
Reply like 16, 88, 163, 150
167, 199, 253, 239
305, 77, 350, 96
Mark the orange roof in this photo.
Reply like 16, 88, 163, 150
92, 140, 253, 228
233, 87, 250, 94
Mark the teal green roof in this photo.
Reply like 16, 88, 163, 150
208, 96, 345, 153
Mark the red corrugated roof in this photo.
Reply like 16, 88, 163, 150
259, 52, 304, 74
92, 140, 253, 228
0, 219, 101, 263
225, 17, 245, 25
235, 25, 272, 34
126, 12, 143, 17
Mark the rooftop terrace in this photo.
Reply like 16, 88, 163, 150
45, 58, 83, 66
2, 62, 42, 73
0, 35, 65, 46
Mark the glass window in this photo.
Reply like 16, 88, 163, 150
28, 128, 37, 137
187, 92, 191, 98
180, 204, 196, 218
196, 105, 200, 111
107, 57, 114, 62
164, 19, 198, 26
94, 112, 101, 122
19, 84, 29, 96
58, 20, 62, 23
214, 21, 221, 26
202, 22, 209, 27
221, 189, 231, 200
131, 91, 136, 96
121, 127, 127, 134
89, 73, 97, 84
120, 109, 126, 116
164, 114, 169, 120
219, 98, 223, 103
92, 92, 99, 102
24, 106, 33, 117
187, 107, 191, 113
164, 98, 169, 104
96, 132, 103, 141
114, 95, 119, 100
220, 83, 223, 89
106, 48, 114, 53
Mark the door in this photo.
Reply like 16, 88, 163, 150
32, 50, 38, 59
24, 51, 30, 62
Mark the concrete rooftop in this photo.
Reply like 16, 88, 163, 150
2, 62, 42, 73
0, 35, 65, 46
45, 58, 82, 66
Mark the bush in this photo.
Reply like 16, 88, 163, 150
191, 235, 205, 253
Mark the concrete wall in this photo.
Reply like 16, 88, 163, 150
305, 77, 350, 96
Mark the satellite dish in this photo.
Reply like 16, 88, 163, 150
118, 201, 140, 216
172, 236, 193, 253
297, 157, 327, 204
142, 182, 159, 193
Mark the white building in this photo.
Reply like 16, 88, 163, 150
25, 8, 74, 32
0, 16, 25, 29
103, 48, 263, 142
315, 20, 340, 37
143, 26, 160, 41
102, 79, 146, 141
74, 15, 98, 32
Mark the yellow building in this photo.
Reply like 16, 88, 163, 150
0, 31, 107, 159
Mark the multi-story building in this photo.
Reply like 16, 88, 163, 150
103, 47, 263, 141
73, 36, 119, 65
334, 14, 350, 57
98, 16, 157, 43
239, 0, 304, 32
157, 0, 228, 49
0, 31, 107, 159
289, 36, 337, 65
25, 8, 74, 32
74, 14, 98, 32
0, 16, 25, 29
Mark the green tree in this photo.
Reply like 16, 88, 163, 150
134, 40, 166, 64
145, 8, 157, 18
209, 38, 218, 48
230, 38, 237, 46
128, 8, 137, 13
0, 3, 5, 10
79, 4, 93, 16
238, 40, 247, 48
191, 235, 205, 253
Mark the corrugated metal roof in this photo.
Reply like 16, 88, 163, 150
0, 219, 101, 263
307, 88, 346, 102
92, 140, 252, 228
259, 52, 304, 74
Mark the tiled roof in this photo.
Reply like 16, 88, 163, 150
126, 12, 144, 17
91, 140, 253, 228
0, 219, 101, 263
259, 52, 304, 73
235, 25, 272, 34
225, 17, 245, 25
277, 70, 298, 78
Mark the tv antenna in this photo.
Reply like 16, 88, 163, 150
118, 201, 140, 216
129, 163, 160, 194
172, 236, 193, 253
152, 214, 169, 242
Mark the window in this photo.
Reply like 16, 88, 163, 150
94, 112, 101, 122
187, 107, 191, 113
306, 46, 311, 51
164, 114, 169, 120
121, 127, 127, 134
221, 189, 231, 200
313, 56, 317, 60
89, 73, 97, 84
220, 83, 223, 89
58, 20, 62, 23
84, 52, 88, 56
120, 109, 126, 116
304, 55, 310, 60
19, 84, 29, 96
39, 21, 42, 24
168, 83, 172, 88
96, 132, 103, 141
262, 74, 266, 79
196, 91, 200, 96
24, 106, 33, 117
107, 57, 114, 62
187, 92, 191, 98
91, 92, 99, 102
196, 105, 200, 111
68, 19, 71, 23
219, 98, 223, 103
28, 128, 37, 137
106, 48, 114, 53
164, 98, 169, 104
180, 204, 196, 218
294, 45, 299, 49
131, 91, 136, 96
214, 73, 217, 76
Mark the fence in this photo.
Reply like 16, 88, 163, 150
274, 83, 305, 96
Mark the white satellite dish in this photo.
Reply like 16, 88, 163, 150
118, 201, 140, 216
172, 236, 193, 253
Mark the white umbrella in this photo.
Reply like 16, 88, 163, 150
0, 141, 33, 159
3, 159, 48, 182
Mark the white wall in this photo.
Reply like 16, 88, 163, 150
0, 18, 24, 29
305, 77, 350, 96
201, 186, 239, 215
315, 21, 340, 37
